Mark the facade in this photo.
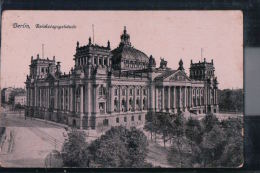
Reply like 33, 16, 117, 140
25, 27, 219, 130
14, 93, 27, 106
2, 87, 14, 103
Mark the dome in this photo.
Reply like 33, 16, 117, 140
112, 45, 149, 62
111, 27, 149, 70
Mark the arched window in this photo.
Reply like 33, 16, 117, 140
122, 99, 126, 112
136, 99, 140, 110
129, 98, 133, 111
114, 98, 118, 112
137, 89, 140, 96
143, 98, 146, 110
99, 85, 106, 96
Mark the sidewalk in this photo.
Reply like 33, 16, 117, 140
28, 117, 68, 129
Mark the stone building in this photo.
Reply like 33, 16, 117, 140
25, 27, 219, 130
2, 87, 14, 103
14, 93, 27, 106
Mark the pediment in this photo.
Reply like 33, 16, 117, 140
166, 70, 191, 82
45, 73, 57, 81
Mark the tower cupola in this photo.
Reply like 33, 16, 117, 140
120, 26, 131, 47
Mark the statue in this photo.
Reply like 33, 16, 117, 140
160, 58, 167, 69
178, 59, 184, 71
149, 55, 156, 67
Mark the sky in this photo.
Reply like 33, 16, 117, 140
1, 11, 243, 89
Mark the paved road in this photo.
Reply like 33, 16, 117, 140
0, 109, 66, 167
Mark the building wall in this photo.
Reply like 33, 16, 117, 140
25, 69, 219, 130
14, 95, 27, 106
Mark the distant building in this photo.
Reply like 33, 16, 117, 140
2, 87, 14, 103
14, 93, 27, 106
25, 27, 219, 130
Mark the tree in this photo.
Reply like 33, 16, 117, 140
202, 113, 219, 133
199, 124, 227, 167
90, 126, 149, 168
218, 89, 243, 112
144, 112, 160, 142
219, 117, 243, 167
156, 113, 173, 147
126, 127, 149, 167
168, 113, 187, 167
89, 126, 129, 167
185, 117, 203, 145
61, 130, 90, 167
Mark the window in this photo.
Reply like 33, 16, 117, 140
104, 58, 107, 66
116, 117, 119, 123
41, 68, 44, 73
99, 58, 102, 65
99, 85, 106, 96
122, 89, 126, 96
131, 116, 134, 121
103, 119, 109, 126
94, 57, 97, 65
114, 89, 118, 96
99, 102, 105, 113
124, 117, 127, 122
130, 89, 133, 96
138, 115, 141, 121
143, 89, 147, 96
136, 99, 140, 106
137, 89, 140, 96
143, 98, 146, 110
114, 98, 118, 111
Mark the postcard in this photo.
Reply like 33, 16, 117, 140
0, 10, 243, 168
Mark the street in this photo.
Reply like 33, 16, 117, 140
0, 108, 66, 167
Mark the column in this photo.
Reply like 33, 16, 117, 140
39, 88, 41, 107
149, 84, 155, 111
72, 87, 76, 112
69, 87, 72, 111
26, 87, 29, 106
127, 86, 129, 112
190, 87, 192, 107
93, 84, 99, 114
119, 86, 121, 112
200, 88, 202, 106
133, 86, 135, 111
110, 85, 114, 113
183, 87, 186, 111
173, 86, 176, 111
155, 87, 158, 111
80, 86, 84, 113
161, 87, 165, 111
63, 87, 65, 110
179, 87, 182, 108
47, 88, 49, 108
140, 87, 143, 111
195, 87, 197, 107
167, 86, 170, 111
86, 82, 92, 115
215, 89, 218, 105
170, 87, 173, 109
34, 86, 37, 107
